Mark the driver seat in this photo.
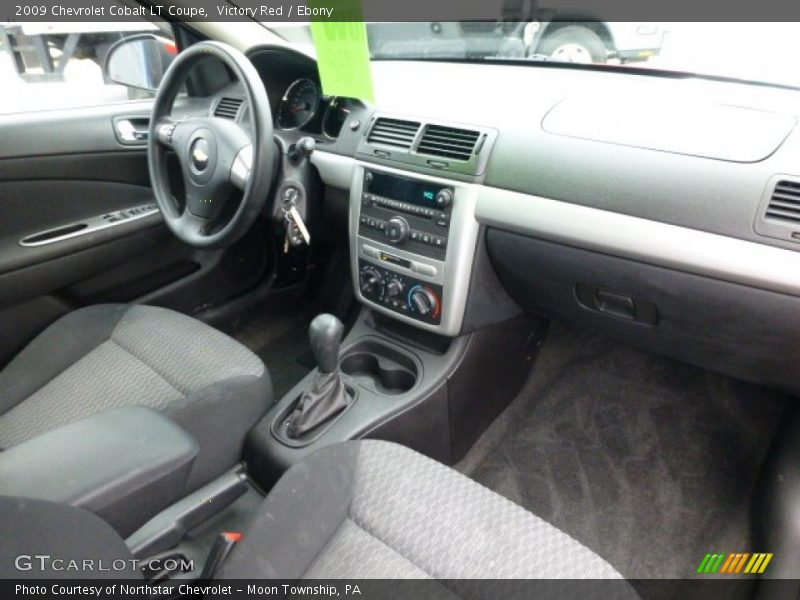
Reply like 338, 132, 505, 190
0, 304, 271, 492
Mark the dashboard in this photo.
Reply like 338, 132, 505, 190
218, 43, 800, 394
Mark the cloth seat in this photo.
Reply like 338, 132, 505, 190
0, 441, 633, 593
218, 440, 627, 581
0, 304, 271, 492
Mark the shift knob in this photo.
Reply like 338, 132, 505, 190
309, 314, 344, 374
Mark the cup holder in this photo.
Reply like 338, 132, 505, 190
340, 340, 419, 395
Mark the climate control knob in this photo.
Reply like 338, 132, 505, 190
359, 268, 382, 295
409, 286, 439, 317
385, 279, 404, 298
385, 217, 409, 244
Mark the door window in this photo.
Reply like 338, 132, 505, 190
0, 20, 175, 114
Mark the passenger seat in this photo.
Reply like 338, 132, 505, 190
219, 440, 625, 579
1, 441, 629, 584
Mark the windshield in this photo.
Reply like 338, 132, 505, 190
268, 22, 800, 90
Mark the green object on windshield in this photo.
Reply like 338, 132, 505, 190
309, 0, 374, 103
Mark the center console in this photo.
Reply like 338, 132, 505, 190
245, 118, 531, 491
350, 164, 480, 336
0, 406, 198, 537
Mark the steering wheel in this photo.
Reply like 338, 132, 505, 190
148, 41, 274, 249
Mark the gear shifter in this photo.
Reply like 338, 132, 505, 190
286, 314, 349, 438
309, 313, 343, 374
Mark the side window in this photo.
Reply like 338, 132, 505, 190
0, 21, 175, 115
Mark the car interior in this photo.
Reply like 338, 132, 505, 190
1, 13, 799, 600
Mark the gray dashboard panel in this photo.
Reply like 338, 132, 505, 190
486, 128, 788, 243
361, 60, 800, 253
312, 149, 800, 300
475, 186, 800, 298
542, 94, 794, 162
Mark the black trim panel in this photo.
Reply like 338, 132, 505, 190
487, 228, 800, 393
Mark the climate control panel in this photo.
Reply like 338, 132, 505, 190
358, 259, 443, 325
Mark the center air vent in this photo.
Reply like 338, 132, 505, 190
366, 117, 420, 150
214, 97, 244, 119
765, 180, 800, 225
356, 113, 498, 177
417, 124, 481, 161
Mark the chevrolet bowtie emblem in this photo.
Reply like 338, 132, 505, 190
192, 148, 208, 164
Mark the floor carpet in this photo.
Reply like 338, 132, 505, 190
457, 323, 788, 589
229, 302, 317, 401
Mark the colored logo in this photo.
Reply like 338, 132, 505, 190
697, 553, 773, 575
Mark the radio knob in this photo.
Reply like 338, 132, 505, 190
409, 286, 439, 317
435, 189, 453, 209
385, 279, 404, 298
359, 268, 382, 295
385, 217, 409, 244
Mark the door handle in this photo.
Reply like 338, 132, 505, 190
113, 116, 150, 144
595, 289, 636, 320
575, 283, 659, 325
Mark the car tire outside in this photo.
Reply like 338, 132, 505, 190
537, 25, 607, 63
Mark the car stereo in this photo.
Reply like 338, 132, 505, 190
366, 171, 449, 209
359, 170, 453, 261
351, 166, 479, 335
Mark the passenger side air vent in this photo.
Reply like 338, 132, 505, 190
417, 124, 481, 161
765, 180, 800, 225
366, 117, 421, 150
214, 97, 244, 119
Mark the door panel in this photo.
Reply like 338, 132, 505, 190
0, 102, 152, 159
0, 103, 269, 368
0, 179, 158, 274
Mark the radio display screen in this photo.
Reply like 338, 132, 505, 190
366, 171, 445, 208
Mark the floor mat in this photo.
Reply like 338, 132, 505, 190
254, 322, 316, 400
457, 323, 788, 584
229, 303, 317, 400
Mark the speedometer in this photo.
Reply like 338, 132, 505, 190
277, 78, 320, 130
